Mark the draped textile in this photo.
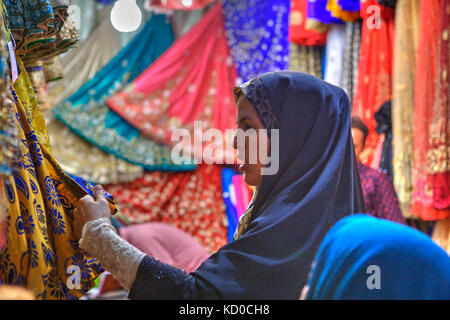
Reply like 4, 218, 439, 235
0, 3, 20, 176
392, 0, 420, 217
44, 6, 143, 184
0, 63, 117, 299
340, 20, 361, 105
324, 24, 346, 86
222, 0, 290, 82
105, 165, 227, 253
326, 0, 359, 22
191, 71, 365, 299
147, 0, 214, 10
412, 0, 450, 220
352, 0, 394, 166
305, 215, 450, 299
337, 0, 360, 12
5, 0, 78, 64
53, 14, 195, 171
107, 3, 237, 163
306, 0, 342, 32
47, 6, 121, 108
289, 0, 327, 47
428, 0, 450, 211
289, 44, 323, 79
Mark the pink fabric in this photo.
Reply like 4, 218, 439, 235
232, 174, 251, 219
119, 222, 210, 273
107, 3, 237, 163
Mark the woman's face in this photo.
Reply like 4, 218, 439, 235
233, 96, 268, 187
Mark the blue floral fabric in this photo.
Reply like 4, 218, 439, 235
222, 0, 291, 82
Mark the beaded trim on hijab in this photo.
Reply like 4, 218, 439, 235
233, 77, 279, 134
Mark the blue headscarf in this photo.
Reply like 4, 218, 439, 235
306, 214, 450, 299
192, 71, 365, 299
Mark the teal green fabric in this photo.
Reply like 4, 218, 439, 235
53, 14, 195, 171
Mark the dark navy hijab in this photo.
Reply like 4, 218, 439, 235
192, 71, 365, 299
305, 215, 450, 299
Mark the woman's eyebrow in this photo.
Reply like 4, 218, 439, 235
236, 115, 251, 125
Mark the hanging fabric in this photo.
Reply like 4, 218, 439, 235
306, 0, 343, 33
352, 0, 394, 166
432, 218, 450, 254
340, 19, 361, 105
53, 14, 195, 171
392, 0, 420, 217
44, 6, 142, 184
289, 0, 327, 47
412, 0, 450, 220
289, 44, 323, 79
0, 58, 118, 299
146, 0, 214, 10
428, 0, 450, 211
107, 3, 237, 163
326, 0, 360, 22
222, 0, 290, 82
106, 165, 227, 253
324, 24, 346, 86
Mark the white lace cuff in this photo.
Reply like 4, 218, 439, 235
79, 218, 146, 290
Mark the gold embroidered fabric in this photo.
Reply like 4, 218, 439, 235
43, 112, 143, 184
432, 218, 450, 254
392, 0, 420, 216
289, 43, 323, 79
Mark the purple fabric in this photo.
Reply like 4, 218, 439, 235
337, 0, 361, 12
306, 0, 343, 24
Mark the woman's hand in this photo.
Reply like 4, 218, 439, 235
74, 185, 111, 239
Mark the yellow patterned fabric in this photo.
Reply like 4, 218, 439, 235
392, 0, 420, 216
232, 190, 257, 240
0, 60, 117, 299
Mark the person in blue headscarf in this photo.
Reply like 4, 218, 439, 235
71, 71, 365, 299
303, 214, 450, 300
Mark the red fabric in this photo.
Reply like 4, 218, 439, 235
352, 0, 394, 166
120, 222, 210, 273
289, 0, 328, 46
412, 0, 450, 220
148, 0, 214, 10
431, 0, 450, 211
108, 3, 237, 163
106, 165, 227, 253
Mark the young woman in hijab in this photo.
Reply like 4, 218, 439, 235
303, 214, 450, 300
73, 71, 366, 299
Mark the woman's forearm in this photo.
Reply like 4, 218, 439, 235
79, 218, 146, 289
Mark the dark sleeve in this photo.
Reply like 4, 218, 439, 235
128, 255, 221, 300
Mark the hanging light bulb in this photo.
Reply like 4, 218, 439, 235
110, 0, 142, 33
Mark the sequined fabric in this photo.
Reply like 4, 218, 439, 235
289, 0, 327, 47
222, 0, 290, 82
53, 14, 195, 171
289, 44, 323, 79
340, 20, 361, 105
107, 4, 237, 164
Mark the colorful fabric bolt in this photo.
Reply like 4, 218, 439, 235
352, 0, 394, 167
53, 14, 195, 172
289, 0, 327, 47
107, 3, 237, 164
412, 0, 450, 220
222, 0, 290, 82
0, 61, 118, 299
